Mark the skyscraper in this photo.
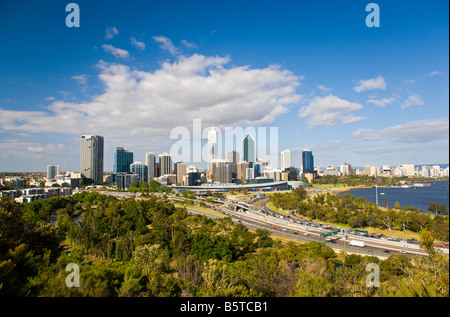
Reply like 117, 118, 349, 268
130, 160, 147, 183
211, 159, 232, 183
236, 161, 249, 183
175, 162, 187, 185
145, 152, 156, 184
281, 149, 292, 170
47, 165, 60, 179
80, 135, 104, 183
114, 147, 133, 173
227, 150, 239, 179
208, 128, 218, 161
242, 133, 256, 168
159, 153, 172, 176
302, 149, 314, 174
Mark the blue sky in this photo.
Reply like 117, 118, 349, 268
0, 0, 448, 172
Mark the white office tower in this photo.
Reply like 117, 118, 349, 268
280, 149, 292, 171
159, 153, 172, 176
47, 165, 60, 179
208, 128, 218, 161
80, 135, 104, 183
145, 152, 156, 183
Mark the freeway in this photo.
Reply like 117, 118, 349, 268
93, 190, 448, 258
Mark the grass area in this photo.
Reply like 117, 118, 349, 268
174, 203, 225, 217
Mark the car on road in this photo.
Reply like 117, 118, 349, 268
303, 232, 309, 236
400, 250, 407, 254
383, 250, 391, 253
367, 250, 373, 254
272, 226, 277, 230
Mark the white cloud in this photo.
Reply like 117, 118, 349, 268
105, 27, 119, 39
0, 54, 302, 151
130, 37, 146, 51
428, 70, 440, 76
153, 35, 180, 55
352, 118, 449, 143
317, 84, 331, 92
401, 94, 424, 109
72, 74, 89, 85
181, 39, 198, 49
366, 97, 395, 107
353, 75, 386, 92
298, 94, 364, 128
0, 138, 66, 159
101, 44, 130, 59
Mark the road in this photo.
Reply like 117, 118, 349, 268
94, 190, 448, 258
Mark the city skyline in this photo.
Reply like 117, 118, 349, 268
0, 1, 448, 172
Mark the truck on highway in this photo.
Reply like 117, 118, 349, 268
349, 240, 366, 247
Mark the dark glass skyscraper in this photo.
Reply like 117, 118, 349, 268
302, 149, 314, 174
114, 147, 133, 173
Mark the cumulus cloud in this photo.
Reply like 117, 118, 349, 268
298, 94, 364, 128
101, 44, 130, 59
352, 118, 449, 143
0, 54, 302, 151
153, 36, 180, 55
105, 27, 119, 39
353, 75, 386, 92
130, 37, 146, 51
366, 97, 395, 107
401, 94, 424, 109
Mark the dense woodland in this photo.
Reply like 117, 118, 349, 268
0, 190, 448, 297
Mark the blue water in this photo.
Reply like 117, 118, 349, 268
339, 180, 449, 212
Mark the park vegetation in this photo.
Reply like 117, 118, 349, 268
0, 190, 448, 297
269, 187, 449, 242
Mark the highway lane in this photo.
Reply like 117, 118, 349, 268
93, 190, 442, 258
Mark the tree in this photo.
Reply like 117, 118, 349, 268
428, 202, 439, 215
377, 210, 397, 237
394, 202, 401, 210
382, 200, 391, 210
438, 203, 448, 216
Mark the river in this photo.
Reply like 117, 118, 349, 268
339, 180, 449, 212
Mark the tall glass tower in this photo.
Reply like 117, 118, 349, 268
242, 133, 256, 168
114, 147, 133, 173
302, 149, 314, 174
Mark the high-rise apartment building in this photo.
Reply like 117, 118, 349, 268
302, 149, 314, 174
236, 161, 250, 183
211, 159, 232, 183
242, 133, 256, 168
175, 162, 187, 185
114, 147, 133, 173
227, 150, 239, 179
281, 149, 292, 171
159, 153, 172, 176
47, 165, 60, 179
145, 152, 156, 183
80, 135, 104, 183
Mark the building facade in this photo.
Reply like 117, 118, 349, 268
114, 147, 133, 173
302, 149, 314, 174
80, 135, 104, 183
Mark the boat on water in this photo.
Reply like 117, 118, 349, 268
380, 193, 385, 195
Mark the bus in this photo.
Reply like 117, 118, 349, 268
354, 229, 368, 236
